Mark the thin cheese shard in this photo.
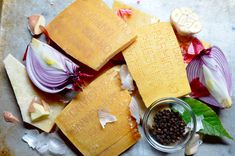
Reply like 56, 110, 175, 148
3, 54, 65, 132
56, 66, 140, 156
123, 23, 191, 107
47, 0, 137, 71
112, 1, 160, 29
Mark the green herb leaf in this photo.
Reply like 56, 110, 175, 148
181, 97, 233, 140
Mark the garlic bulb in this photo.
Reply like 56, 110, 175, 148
170, 8, 202, 36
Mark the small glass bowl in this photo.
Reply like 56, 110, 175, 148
142, 97, 196, 153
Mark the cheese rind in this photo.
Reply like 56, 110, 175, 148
112, 1, 160, 30
56, 66, 139, 156
47, 0, 137, 71
123, 23, 191, 107
3, 54, 65, 132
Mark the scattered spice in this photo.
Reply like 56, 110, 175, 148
116, 9, 132, 19
150, 109, 186, 145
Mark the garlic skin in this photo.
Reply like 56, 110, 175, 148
119, 64, 135, 91
3, 111, 20, 123
185, 133, 202, 155
28, 14, 46, 35
98, 109, 117, 128
22, 129, 69, 155
129, 96, 141, 124
202, 65, 232, 108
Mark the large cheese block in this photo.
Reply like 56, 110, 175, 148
123, 22, 191, 107
112, 1, 159, 29
56, 66, 140, 156
47, 0, 137, 71
3, 54, 65, 132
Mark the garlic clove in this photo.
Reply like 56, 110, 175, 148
28, 14, 46, 35
29, 97, 50, 122
30, 103, 50, 122
185, 133, 202, 155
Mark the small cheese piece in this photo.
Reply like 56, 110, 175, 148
56, 66, 140, 156
30, 103, 50, 122
47, 0, 136, 71
112, 1, 159, 30
3, 54, 65, 132
123, 23, 191, 107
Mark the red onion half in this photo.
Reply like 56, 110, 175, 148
24, 38, 88, 93
186, 46, 232, 108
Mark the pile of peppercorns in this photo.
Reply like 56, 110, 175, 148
150, 109, 186, 145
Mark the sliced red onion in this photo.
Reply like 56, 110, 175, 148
24, 38, 88, 93
186, 46, 232, 108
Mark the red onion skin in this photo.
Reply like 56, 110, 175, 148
183, 38, 205, 63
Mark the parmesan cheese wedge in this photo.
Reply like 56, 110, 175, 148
3, 54, 65, 132
112, 1, 160, 29
56, 66, 140, 156
46, 0, 136, 71
123, 23, 191, 107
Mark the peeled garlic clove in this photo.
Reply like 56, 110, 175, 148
185, 133, 202, 155
28, 14, 46, 35
170, 7, 202, 36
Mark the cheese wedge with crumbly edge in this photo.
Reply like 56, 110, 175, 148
112, 0, 160, 29
3, 54, 65, 132
123, 22, 191, 107
47, 0, 137, 71
56, 66, 140, 156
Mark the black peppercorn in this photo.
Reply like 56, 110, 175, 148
150, 109, 186, 145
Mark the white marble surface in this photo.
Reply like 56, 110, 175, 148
0, 0, 235, 156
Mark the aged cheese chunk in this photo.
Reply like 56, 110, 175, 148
3, 54, 65, 132
47, 0, 137, 71
56, 66, 140, 156
123, 22, 191, 107
112, 1, 159, 29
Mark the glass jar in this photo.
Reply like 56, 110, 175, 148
142, 97, 196, 153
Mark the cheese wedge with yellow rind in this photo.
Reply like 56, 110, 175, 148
123, 22, 191, 107
3, 54, 65, 132
55, 66, 140, 156
47, 0, 136, 71
112, 1, 159, 29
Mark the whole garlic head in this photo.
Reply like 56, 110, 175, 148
28, 14, 46, 35
170, 7, 202, 36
